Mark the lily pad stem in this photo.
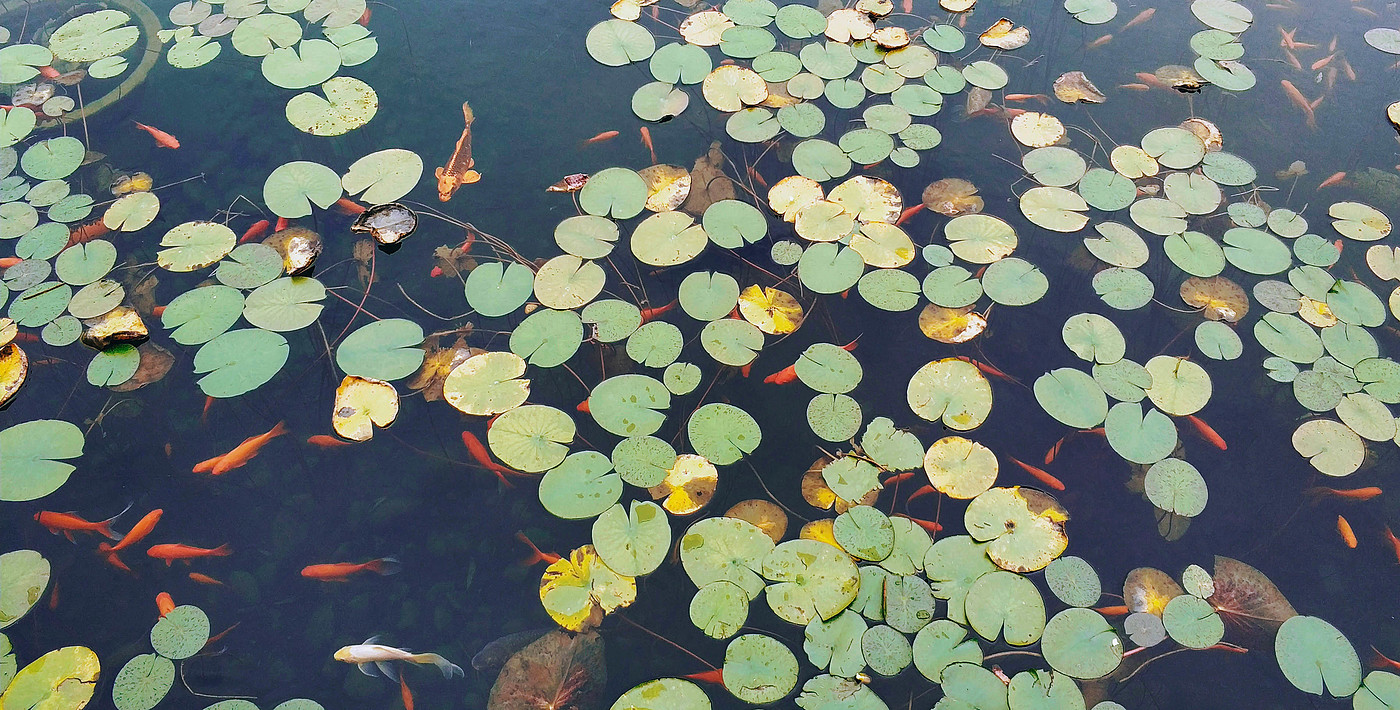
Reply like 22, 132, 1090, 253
179, 660, 258, 700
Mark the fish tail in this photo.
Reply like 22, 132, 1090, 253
368, 557, 402, 576
410, 653, 464, 679
461, 102, 474, 126
133, 121, 148, 131
98, 501, 134, 540
211, 544, 234, 557
268, 421, 289, 439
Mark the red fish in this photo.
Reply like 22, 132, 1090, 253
1385, 526, 1400, 564
97, 545, 135, 574
133, 121, 180, 149
639, 300, 676, 322
640, 127, 656, 163
156, 592, 176, 617
683, 669, 724, 685
335, 197, 366, 215
35, 510, 125, 541
239, 220, 271, 243
1121, 8, 1154, 29
301, 557, 401, 581
763, 364, 799, 385
1119, 83, 1152, 91
884, 471, 917, 486
1183, 414, 1227, 450
896, 203, 926, 225
906, 485, 937, 505
108, 509, 163, 553
1095, 605, 1129, 616
1280, 80, 1317, 130
1044, 436, 1066, 464
147, 543, 233, 565
581, 130, 619, 146
897, 514, 943, 534
399, 676, 414, 710
37, 66, 60, 79
188, 572, 224, 586
1306, 486, 1382, 501
209, 421, 288, 475
1086, 34, 1112, 48
461, 431, 520, 487
275, 217, 290, 232
577, 399, 591, 414
1007, 456, 1066, 491
0, 256, 21, 267
201, 395, 214, 424
1370, 647, 1400, 672
746, 165, 768, 189
358, 6, 371, 25
1004, 94, 1048, 104
955, 355, 1018, 384
68, 220, 111, 247
307, 434, 353, 448
515, 532, 561, 566
1337, 515, 1358, 548
1318, 171, 1346, 189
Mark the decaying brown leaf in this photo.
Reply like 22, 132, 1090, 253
681, 141, 735, 215
487, 631, 605, 710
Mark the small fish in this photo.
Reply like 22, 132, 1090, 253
0, 256, 21, 268
576, 399, 591, 414
906, 485, 937, 505
67, 220, 111, 247
1318, 171, 1346, 189
746, 164, 768, 188
205, 622, 240, 648
156, 592, 176, 618
1119, 83, 1152, 91
436, 102, 480, 201
358, 6, 371, 25
302, 558, 402, 581
48, 581, 59, 610
1371, 646, 1400, 672
1385, 526, 1400, 564
763, 363, 799, 385
334, 638, 465, 679
1283, 49, 1302, 71
1341, 57, 1357, 82
1184, 414, 1227, 450
1121, 8, 1155, 29
640, 126, 656, 163
275, 216, 290, 232
515, 532, 562, 567
955, 355, 1018, 383
1086, 34, 1113, 49
335, 197, 366, 215
1305, 486, 1382, 501
1311, 53, 1335, 71
133, 121, 180, 149
210, 421, 288, 475
97, 545, 135, 574
902, 0, 912, 11
884, 471, 918, 486
896, 203, 926, 225
740, 362, 752, 378
1278, 25, 1298, 49
1007, 456, 1066, 491
1337, 515, 1358, 548
471, 628, 553, 673
147, 543, 233, 565
188, 572, 224, 586
1355, 5, 1379, 16
683, 669, 725, 685
35, 508, 127, 541
1094, 605, 1130, 616
1279, 80, 1316, 129
639, 300, 676, 322
1329, 34, 1338, 53
582, 130, 620, 146
307, 434, 353, 448
108, 509, 163, 553
37, 65, 60, 79
1004, 93, 1048, 103
239, 219, 271, 243
202, 395, 214, 424
1044, 437, 1065, 464
897, 514, 943, 534
461, 431, 518, 487
399, 676, 413, 710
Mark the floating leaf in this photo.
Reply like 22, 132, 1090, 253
286, 77, 378, 136
0, 420, 83, 501
0, 646, 99, 710
193, 328, 290, 398
1041, 607, 1122, 679
1275, 616, 1361, 697
331, 375, 397, 442
151, 605, 209, 660
964, 487, 1069, 572
540, 546, 635, 632
0, 550, 49, 629
112, 654, 174, 710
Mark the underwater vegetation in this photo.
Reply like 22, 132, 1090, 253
3, 0, 1400, 709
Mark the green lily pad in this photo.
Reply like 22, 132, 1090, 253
804, 610, 867, 677
262, 39, 341, 89
231, 12, 302, 56
87, 344, 140, 386
862, 625, 912, 677
611, 679, 710, 710
1021, 187, 1089, 233
1045, 556, 1101, 607
50, 10, 139, 62
0, 420, 83, 501
589, 374, 670, 438
336, 318, 423, 381
9, 282, 72, 327
533, 255, 605, 309
1041, 607, 1123, 680
0, 550, 49, 629
688, 402, 760, 465
243, 277, 324, 332
54, 241, 116, 287
1035, 368, 1108, 428
634, 82, 691, 123
465, 261, 533, 318
964, 487, 1069, 573
1162, 594, 1223, 648
0, 646, 99, 710
908, 358, 992, 430
1275, 615, 1361, 697
112, 654, 174, 710
0, 108, 36, 148
264, 161, 342, 218
581, 168, 648, 220
586, 19, 654, 66
510, 309, 583, 368
167, 35, 220, 68
341, 149, 423, 204
723, 634, 798, 704
489, 404, 574, 473
216, 244, 282, 289
966, 570, 1045, 646
103, 192, 160, 232
681, 517, 773, 599
286, 76, 378, 136
592, 500, 669, 577
538, 450, 622, 520
1291, 418, 1364, 476
1105, 401, 1177, 465
699, 318, 762, 366
762, 539, 860, 625
151, 605, 210, 660
0, 45, 53, 84
1144, 458, 1208, 517
913, 620, 982, 683
21, 138, 84, 181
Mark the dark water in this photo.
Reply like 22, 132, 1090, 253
4, 0, 1400, 709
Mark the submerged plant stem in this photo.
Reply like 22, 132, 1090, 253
615, 614, 717, 671
179, 660, 257, 700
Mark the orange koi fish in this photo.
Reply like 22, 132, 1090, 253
639, 300, 676, 322
133, 121, 180, 149
1121, 8, 1155, 29
436, 102, 480, 201
189, 572, 224, 586
1385, 526, 1400, 564
1004, 93, 1048, 103
1086, 34, 1113, 48
1135, 72, 1164, 87
239, 219, 271, 243
1311, 53, 1335, 71
740, 362, 752, 378
461, 431, 519, 487
109, 509, 163, 553
1280, 80, 1316, 129
35, 509, 126, 541
1183, 414, 1227, 450
201, 395, 215, 424
0, 256, 21, 267
335, 197, 366, 215
1306, 486, 1382, 501
1341, 57, 1357, 81
582, 130, 620, 146
147, 543, 233, 565
97, 545, 135, 574
576, 399, 591, 414
1371, 647, 1400, 672
38, 65, 60, 79
896, 203, 926, 225
400, 676, 414, 710
275, 216, 290, 232
683, 669, 724, 685
640, 126, 656, 163
1007, 456, 1066, 491
67, 220, 111, 247
954, 355, 1018, 384
209, 421, 288, 475
896, 514, 943, 534
1337, 515, 1358, 548
156, 592, 176, 617
1279, 26, 1298, 49
358, 6, 371, 25
1318, 171, 1346, 189
301, 557, 402, 581
907, 485, 937, 505
515, 532, 561, 567
1094, 605, 1129, 616
307, 434, 353, 448
764, 363, 799, 385
1119, 83, 1152, 91
884, 471, 918, 486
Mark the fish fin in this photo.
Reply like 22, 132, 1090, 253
357, 662, 380, 678
97, 502, 133, 540
62, 531, 75, 543
411, 653, 464, 679
369, 557, 402, 576
364, 635, 382, 645
376, 661, 400, 681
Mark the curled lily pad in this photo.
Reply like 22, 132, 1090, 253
0, 646, 99, 710
331, 375, 398, 442
539, 545, 635, 632
965, 487, 1069, 573
762, 539, 860, 625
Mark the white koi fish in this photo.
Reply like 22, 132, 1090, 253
334, 637, 464, 680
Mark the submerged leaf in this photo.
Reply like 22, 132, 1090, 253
487, 630, 605, 710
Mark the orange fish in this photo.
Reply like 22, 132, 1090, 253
133, 121, 180, 149
1094, 605, 1130, 616
740, 362, 752, 378
205, 622, 240, 648
436, 102, 480, 201
275, 216, 290, 232
683, 669, 724, 685
515, 532, 561, 567
1280, 80, 1316, 129
1306, 486, 1382, 501
576, 399, 591, 414
109, 509, 163, 553
1007, 456, 1066, 491
763, 363, 799, 385
35, 509, 125, 541
1121, 8, 1154, 30
1086, 34, 1113, 49
639, 300, 677, 322
746, 164, 768, 188
156, 592, 176, 617
1135, 73, 1164, 88
1337, 515, 1358, 548
902, 0, 912, 12
357, 6, 371, 25
335, 197, 366, 215
1183, 414, 1227, 450
210, 421, 288, 475
1311, 53, 1335, 71
1119, 83, 1151, 91
0, 256, 22, 267
96, 544, 135, 574
1004, 93, 1048, 103
148, 543, 233, 565
582, 130, 620, 146
1282, 48, 1302, 71
37, 65, 60, 79
239, 220, 270, 244
1279, 26, 1298, 49
68, 220, 111, 247
640, 126, 656, 163
1341, 57, 1357, 82
1371, 646, 1400, 672
188, 572, 224, 586
307, 434, 353, 448
955, 355, 1018, 384
897, 514, 943, 534
1329, 34, 1338, 52
906, 485, 937, 505
399, 676, 414, 710
301, 557, 401, 581
1044, 437, 1065, 464
48, 581, 59, 610
1318, 171, 1346, 189
885, 471, 918, 486
461, 431, 519, 487
1385, 526, 1400, 564
896, 203, 926, 225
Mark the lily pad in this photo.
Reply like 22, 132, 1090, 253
0, 420, 83, 501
